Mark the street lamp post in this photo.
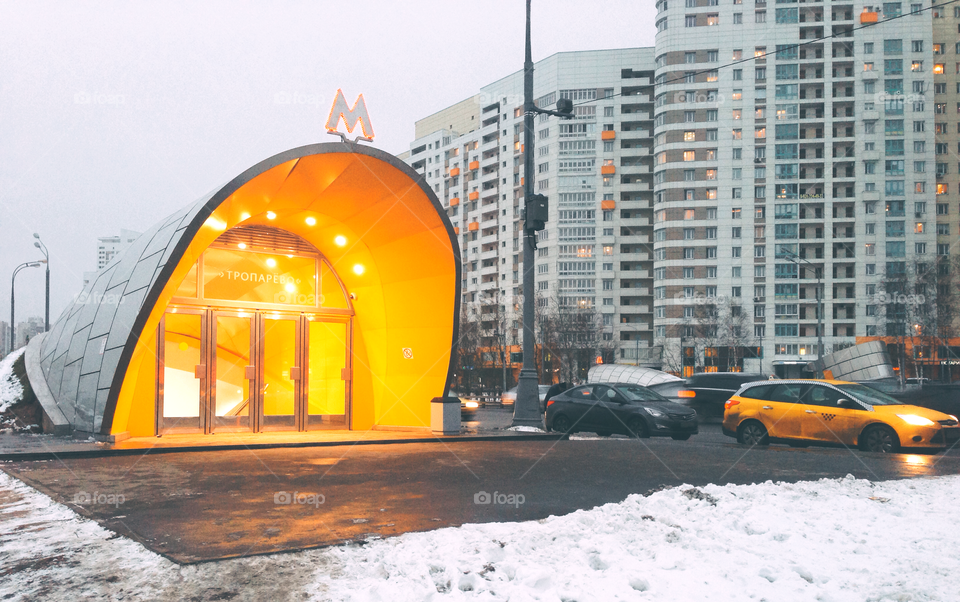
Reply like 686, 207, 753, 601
513, 0, 574, 427
786, 252, 824, 377
10, 261, 43, 353
33, 233, 50, 332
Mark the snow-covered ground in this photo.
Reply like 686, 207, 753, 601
2, 470, 959, 601
0, 348, 25, 413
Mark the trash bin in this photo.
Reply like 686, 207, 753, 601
431, 396, 461, 435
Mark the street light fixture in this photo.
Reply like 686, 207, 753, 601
33, 233, 50, 332
10, 261, 43, 353
784, 251, 824, 378
513, 0, 575, 427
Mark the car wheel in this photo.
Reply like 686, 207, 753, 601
860, 424, 900, 453
737, 421, 769, 446
627, 417, 649, 439
596, 431, 612, 437
552, 414, 573, 434
671, 434, 691, 441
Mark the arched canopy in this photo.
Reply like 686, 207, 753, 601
37, 143, 460, 436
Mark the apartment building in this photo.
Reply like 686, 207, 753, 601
403, 49, 657, 369
653, 0, 936, 377
933, 4, 960, 257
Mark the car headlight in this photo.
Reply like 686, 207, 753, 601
464, 401, 479, 409
897, 414, 935, 427
645, 407, 666, 418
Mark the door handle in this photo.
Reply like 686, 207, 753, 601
805, 409, 816, 414
762, 405, 773, 410
244, 366, 256, 380
194, 364, 206, 379
289, 367, 302, 381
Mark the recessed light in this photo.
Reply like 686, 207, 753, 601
266, 211, 277, 220
266, 258, 277, 268
335, 235, 347, 246
238, 242, 247, 249
305, 216, 317, 226
353, 264, 365, 275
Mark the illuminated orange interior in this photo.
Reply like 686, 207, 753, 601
111, 150, 458, 436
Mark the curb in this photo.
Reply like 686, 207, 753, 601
0, 432, 564, 462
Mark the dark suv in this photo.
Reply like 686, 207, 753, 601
675, 373, 769, 422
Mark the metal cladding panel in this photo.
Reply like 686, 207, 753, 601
97, 347, 124, 391
56, 361, 78, 425
588, 364, 681, 386
105, 228, 156, 290
89, 284, 128, 339
125, 250, 164, 295
74, 267, 116, 332
65, 325, 92, 366
46, 354, 66, 401
74, 372, 99, 433
50, 312, 79, 362
142, 221, 180, 259
105, 286, 149, 351
79, 335, 108, 376
93, 389, 110, 433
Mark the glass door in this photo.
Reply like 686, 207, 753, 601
211, 313, 254, 432
158, 311, 205, 433
304, 319, 349, 429
259, 315, 299, 430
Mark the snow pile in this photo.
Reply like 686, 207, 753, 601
506, 425, 545, 433
0, 348, 25, 413
3, 470, 960, 601
318, 475, 960, 601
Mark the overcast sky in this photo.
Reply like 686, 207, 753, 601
0, 0, 656, 326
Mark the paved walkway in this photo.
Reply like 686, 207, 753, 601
3, 428, 958, 564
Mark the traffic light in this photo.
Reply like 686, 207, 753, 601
556, 98, 574, 117
524, 193, 548, 233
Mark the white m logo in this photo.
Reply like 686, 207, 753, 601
325, 89, 375, 139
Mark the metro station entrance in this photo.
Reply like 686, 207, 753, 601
155, 225, 354, 435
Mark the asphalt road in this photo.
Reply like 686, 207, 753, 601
4, 408, 959, 564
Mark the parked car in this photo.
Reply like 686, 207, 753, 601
545, 383, 698, 440
452, 391, 479, 420
673, 372, 770, 423
500, 385, 551, 408
722, 379, 960, 453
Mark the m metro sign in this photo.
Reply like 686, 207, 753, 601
326, 89, 375, 142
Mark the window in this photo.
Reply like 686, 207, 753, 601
685, 15, 696, 27
733, 12, 743, 24
756, 11, 766, 23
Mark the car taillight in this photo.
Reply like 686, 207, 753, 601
546, 400, 555, 407
678, 390, 696, 398
724, 399, 740, 410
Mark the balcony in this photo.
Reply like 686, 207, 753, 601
449, 167, 460, 177
601, 130, 617, 141
860, 10, 878, 23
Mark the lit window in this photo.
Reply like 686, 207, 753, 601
684, 131, 696, 141
684, 209, 695, 220
934, 64, 944, 74
683, 151, 696, 161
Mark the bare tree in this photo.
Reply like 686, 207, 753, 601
455, 305, 482, 393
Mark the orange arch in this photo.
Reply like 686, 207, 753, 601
106, 144, 460, 436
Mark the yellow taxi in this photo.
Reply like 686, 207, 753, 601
722, 379, 960, 453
